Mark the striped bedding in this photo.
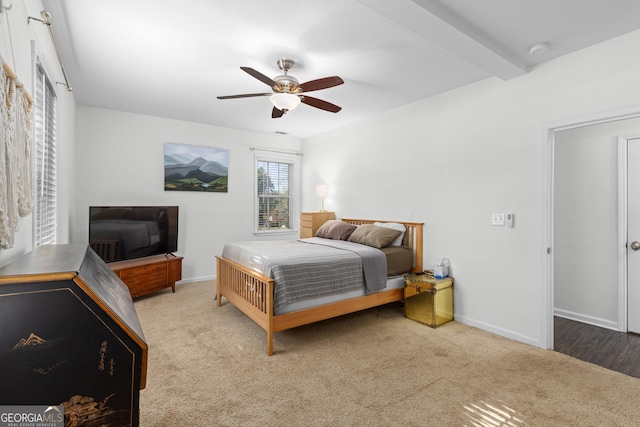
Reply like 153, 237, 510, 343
221, 237, 387, 314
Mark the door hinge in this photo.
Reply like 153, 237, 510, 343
547, 247, 551, 254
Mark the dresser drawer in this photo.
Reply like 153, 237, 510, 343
109, 254, 183, 298
119, 263, 166, 287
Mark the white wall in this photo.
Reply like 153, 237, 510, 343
554, 118, 640, 329
73, 106, 301, 282
0, 0, 76, 267
301, 29, 640, 347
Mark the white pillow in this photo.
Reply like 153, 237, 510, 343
373, 222, 406, 246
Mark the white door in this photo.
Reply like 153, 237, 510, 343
627, 137, 640, 333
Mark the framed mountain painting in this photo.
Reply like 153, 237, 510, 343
164, 143, 229, 192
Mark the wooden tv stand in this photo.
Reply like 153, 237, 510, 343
109, 254, 183, 298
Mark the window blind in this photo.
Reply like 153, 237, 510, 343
256, 157, 298, 232
33, 61, 57, 247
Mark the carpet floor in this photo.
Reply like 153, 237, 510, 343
134, 281, 640, 426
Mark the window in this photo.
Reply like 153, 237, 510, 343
255, 155, 299, 234
33, 60, 57, 247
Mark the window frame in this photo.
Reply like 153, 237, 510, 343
254, 153, 300, 236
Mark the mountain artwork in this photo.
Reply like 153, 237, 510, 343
164, 142, 229, 192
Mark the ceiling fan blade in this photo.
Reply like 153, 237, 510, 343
298, 76, 344, 93
272, 107, 285, 118
217, 93, 271, 100
301, 95, 342, 113
241, 66, 278, 87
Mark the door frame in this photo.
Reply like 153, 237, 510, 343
618, 134, 640, 333
541, 106, 640, 350
618, 136, 629, 333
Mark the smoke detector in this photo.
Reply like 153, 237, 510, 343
529, 42, 549, 56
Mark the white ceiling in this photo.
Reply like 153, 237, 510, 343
41, 0, 640, 139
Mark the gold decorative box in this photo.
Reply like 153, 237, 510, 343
404, 273, 454, 327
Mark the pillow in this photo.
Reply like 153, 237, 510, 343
373, 222, 406, 246
315, 220, 357, 240
347, 224, 402, 249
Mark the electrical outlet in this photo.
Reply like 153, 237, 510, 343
491, 213, 505, 226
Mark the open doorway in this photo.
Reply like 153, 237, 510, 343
542, 111, 640, 375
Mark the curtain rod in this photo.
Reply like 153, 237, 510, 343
1, 57, 33, 106
250, 147, 303, 156
28, 10, 72, 91
1, 4, 34, 106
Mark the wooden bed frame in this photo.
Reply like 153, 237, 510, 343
215, 218, 424, 355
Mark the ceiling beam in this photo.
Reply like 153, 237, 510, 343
355, 0, 527, 80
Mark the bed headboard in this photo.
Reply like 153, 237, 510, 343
340, 218, 424, 273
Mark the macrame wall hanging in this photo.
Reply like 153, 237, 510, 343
1, 3, 71, 249
1, 0, 35, 249
0, 57, 34, 249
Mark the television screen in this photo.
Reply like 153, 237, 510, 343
89, 206, 178, 262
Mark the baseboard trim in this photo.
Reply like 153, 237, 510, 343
454, 315, 542, 348
553, 308, 621, 332
177, 275, 215, 285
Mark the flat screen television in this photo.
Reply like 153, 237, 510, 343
89, 206, 179, 263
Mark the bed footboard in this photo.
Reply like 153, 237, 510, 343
216, 256, 276, 355
216, 254, 404, 356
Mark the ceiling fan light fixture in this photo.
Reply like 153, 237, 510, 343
270, 93, 301, 112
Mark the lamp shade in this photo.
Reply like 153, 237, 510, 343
316, 184, 329, 198
270, 93, 301, 112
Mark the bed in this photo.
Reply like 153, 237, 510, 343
215, 218, 423, 355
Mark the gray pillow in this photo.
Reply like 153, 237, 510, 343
373, 221, 406, 246
347, 224, 402, 248
315, 220, 358, 240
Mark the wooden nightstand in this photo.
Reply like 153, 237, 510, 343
300, 211, 335, 238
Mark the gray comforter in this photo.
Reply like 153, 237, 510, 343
221, 237, 387, 314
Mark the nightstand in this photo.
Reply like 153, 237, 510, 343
404, 273, 454, 327
300, 211, 335, 238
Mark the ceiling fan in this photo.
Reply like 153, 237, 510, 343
217, 59, 344, 118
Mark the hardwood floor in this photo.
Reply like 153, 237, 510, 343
554, 316, 640, 378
